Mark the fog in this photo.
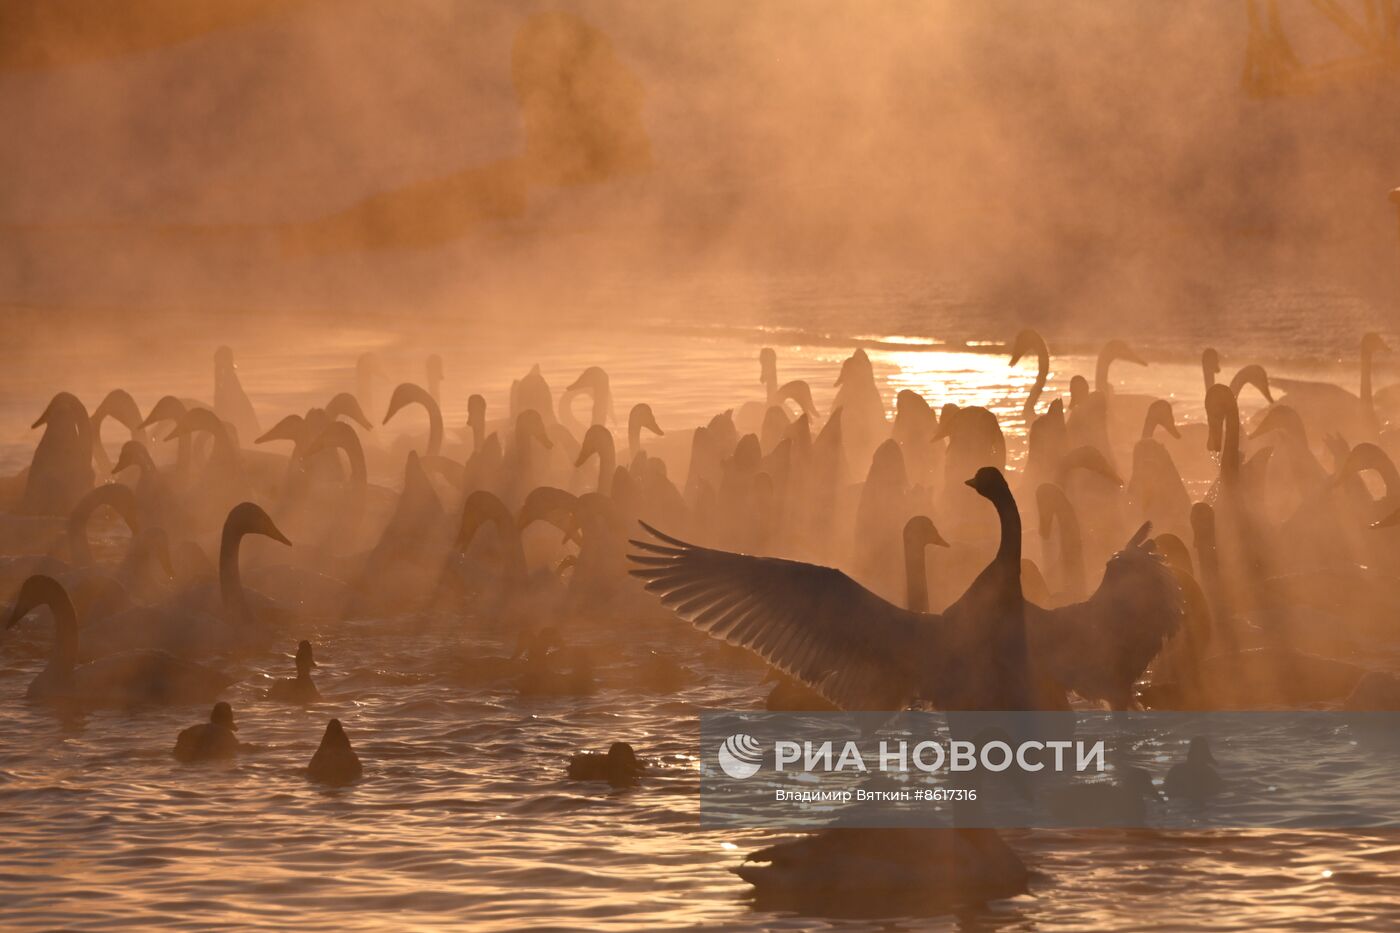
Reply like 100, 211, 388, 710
2, 1, 1397, 346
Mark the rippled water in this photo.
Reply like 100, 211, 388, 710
4, 271, 1400, 929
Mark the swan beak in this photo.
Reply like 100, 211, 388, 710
930, 529, 951, 548
1123, 347, 1148, 366
263, 519, 292, 547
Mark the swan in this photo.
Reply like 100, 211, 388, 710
567, 741, 643, 786
213, 346, 260, 447
384, 382, 445, 459
891, 390, 941, 491
632, 466, 1179, 711
308, 718, 362, 784
113, 439, 185, 536
1126, 399, 1191, 540
559, 366, 613, 432
1008, 328, 1049, 419
626, 403, 663, 465
89, 389, 148, 474
173, 702, 241, 762
3, 574, 232, 706
1163, 736, 1224, 801
268, 639, 321, 703
832, 348, 887, 467
65, 482, 141, 567
1268, 333, 1389, 441
20, 392, 94, 516
902, 515, 949, 613
575, 424, 617, 495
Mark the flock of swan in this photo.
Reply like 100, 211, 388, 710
2, 331, 1398, 914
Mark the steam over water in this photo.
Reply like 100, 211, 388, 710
4, 277, 1400, 930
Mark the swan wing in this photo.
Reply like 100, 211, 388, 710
1027, 524, 1183, 708
627, 523, 947, 711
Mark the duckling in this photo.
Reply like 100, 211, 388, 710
1164, 736, 1224, 802
173, 702, 241, 763
308, 719, 362, 785
269, 640, 321, 704
567, 741, 644, 786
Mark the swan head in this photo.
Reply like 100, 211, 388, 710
1008, 328, 1046, 367
903, 515, 949, 550
1100, 339, 1146, 368
294, 640, 317, 676
31, 392, 86, 430
383, 382, 433, 426
112, 440, 154, 477
210, 701, 238, 731
165, 407, 230, 444
325, 393, 373, 431
1228, 364, 1272, 404
629, 403, 664, 439
92, 390, 143, 431
515, 409, 554, 450
140, 395, 188, 429
1249, 404, 1304, 442
457, 490, 514, 550
575, 424, 615, 468
214, 346, 236, 370
255, 413, 306, 446
225, 502, 292, 547
1068, 375, 1089, 407
1189, 502, 1215, 545
517, 486, 579, 536
833, 349, 873, 388
759, 347, 777, 384
1152, 533, 1194, 576
1144, 399, 1180, 440
1331, 442, 1395, 489
964, 466, 1010, 499
566, 366, 610, 395
467, 394, 487, 428
1363, 332, 1391, 359
1201, 348, 1221, 378
1059, 445, 1123, 486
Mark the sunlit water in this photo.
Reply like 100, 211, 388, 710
4, 271, 1400, 929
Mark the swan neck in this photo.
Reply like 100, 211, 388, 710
992, 487, 1022, 567
904, 538, 929, 613
220, 524, 248, 623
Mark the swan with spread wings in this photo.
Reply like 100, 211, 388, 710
628, 467, 1181, 711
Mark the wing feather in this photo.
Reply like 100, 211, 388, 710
627, 522, 945, 710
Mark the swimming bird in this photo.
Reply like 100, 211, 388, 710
630, 467, 1180, 713
1268, 332, 1389, 441
567, 741, 643, 786
173, 702, 241, 762
1008, 328, 1050, 419
1163, 736, 1224, 801
213, 346, 260, 446
308, 719, 362, 784
89, 389, 148, 475
384, 382, 445, 459
269, 640, 321, 703
4, 574, 231, 707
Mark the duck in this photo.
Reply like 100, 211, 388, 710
567, 741, 644, 786
173, 702, 241, 763
1163, 736, 1224, 801
269, 640, 321, 703
308, 718, 362, 785
3, 574, 232, 707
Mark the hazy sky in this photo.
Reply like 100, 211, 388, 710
1, 1, 1397, 321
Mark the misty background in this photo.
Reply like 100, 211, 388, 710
1, 0, 1398, 349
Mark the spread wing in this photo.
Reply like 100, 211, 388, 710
1027, 523, 1183, 709
627, 522, 950, 711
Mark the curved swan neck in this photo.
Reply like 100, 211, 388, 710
219, 523, 248, 623
990, 485, 1022, 569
